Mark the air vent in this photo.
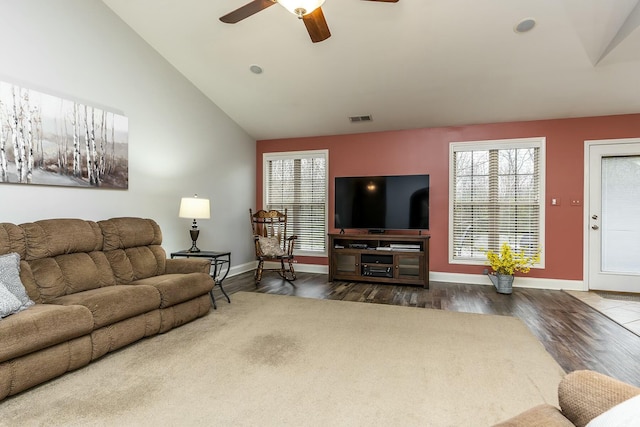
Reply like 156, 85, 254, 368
348, 115, 373, 123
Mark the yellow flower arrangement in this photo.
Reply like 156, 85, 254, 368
486, 242, 541, 276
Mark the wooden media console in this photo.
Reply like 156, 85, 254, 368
328, 233, 430, 288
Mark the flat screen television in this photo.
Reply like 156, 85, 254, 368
334, 174, 429, 231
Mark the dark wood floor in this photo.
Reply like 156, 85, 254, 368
214, 272, 640, 386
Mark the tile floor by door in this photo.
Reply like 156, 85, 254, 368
566, 291, 640, 336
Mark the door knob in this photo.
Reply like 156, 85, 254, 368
592, 225, 599, 230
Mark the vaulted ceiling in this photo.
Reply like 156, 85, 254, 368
102, 0, 640, 140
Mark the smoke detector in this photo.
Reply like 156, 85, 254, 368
514, 18, 536, 33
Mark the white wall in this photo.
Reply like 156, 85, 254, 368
0, 0, 256, 267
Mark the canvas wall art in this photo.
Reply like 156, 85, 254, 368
0, 80, 128, 189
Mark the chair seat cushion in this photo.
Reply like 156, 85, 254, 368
131, 273, 214, 308
0, 303, 94, 363
258, 236, 285, 257
51, 285, 161, 328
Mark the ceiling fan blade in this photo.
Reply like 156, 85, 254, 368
302, 7, 331, 43
220, 0, 276, 24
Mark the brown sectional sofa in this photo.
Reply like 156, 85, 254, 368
0, 217, 214, 400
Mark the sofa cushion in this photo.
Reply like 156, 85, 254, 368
0, 223, 26, 259
0, 252, 35, 310
28, 252, 117, 302
21, 219, 103, 260
18, 260, 41, 303
20, 219, 116, 302
0, 304, 94, 363
104, 246, 166, 283
99, 217, 168, 283
51, 285, 161, 329
132, 273, 214, 308
100, 217, 163, 250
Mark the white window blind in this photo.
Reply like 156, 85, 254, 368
450, 138, 545, 264
264, 150, 328, 255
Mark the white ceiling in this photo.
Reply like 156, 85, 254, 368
102, 0, 640, 140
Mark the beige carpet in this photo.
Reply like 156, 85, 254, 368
0, 293, 565, 426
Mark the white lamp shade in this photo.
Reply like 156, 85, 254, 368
179, 197, 210, 219
278, 0, 325, 16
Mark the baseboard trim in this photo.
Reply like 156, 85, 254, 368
261, 261, 329, 275
429, 271, 585, 291
228, 261, 329, 277
228, 261, 258, 278
230, 262, 584, 291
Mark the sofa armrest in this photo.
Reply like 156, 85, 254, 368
493, 404, 574, 427
559, 370, 640, 427
165, 258, 211, 275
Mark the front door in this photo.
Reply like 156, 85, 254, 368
587, 139, 640, 292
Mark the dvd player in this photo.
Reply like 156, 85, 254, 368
349, 243, 369, 249
362, 265, 393, 278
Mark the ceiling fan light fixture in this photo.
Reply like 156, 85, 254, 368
277, 0, 325, 17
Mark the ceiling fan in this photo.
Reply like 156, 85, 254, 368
220, 0, 399, 43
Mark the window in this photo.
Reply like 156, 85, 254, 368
264, 150, 328, 256
449, 138, 545, 265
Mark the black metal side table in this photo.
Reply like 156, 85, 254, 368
170, 250, 231, 309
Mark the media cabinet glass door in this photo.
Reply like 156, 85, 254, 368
395, 254, 423, 280
335, 253, 359, 275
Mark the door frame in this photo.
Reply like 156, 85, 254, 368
583, 137, 640, 291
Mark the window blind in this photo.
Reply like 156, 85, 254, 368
264, 151, 327, 254
451, 139, 544, 262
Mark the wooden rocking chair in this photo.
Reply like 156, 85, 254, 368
249, 209, 297, 284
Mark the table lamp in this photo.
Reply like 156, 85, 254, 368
178, 194, 210, 252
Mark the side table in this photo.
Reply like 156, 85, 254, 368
170, 250, 231, 309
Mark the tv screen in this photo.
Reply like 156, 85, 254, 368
335, 175, 429, 231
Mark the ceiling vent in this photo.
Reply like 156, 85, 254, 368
349, 115, 373, 123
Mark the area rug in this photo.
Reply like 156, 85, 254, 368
0, 292, 565, 426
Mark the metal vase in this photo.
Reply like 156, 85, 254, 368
489, 273, 514, 294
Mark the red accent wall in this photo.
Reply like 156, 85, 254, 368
256, 114, 640, 280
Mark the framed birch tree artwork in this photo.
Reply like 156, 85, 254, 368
0, 80, 128, 189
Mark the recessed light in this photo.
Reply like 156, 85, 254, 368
514, 18, 536, 33
249, 64, 263, 74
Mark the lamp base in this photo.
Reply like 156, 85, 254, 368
187, 228, 201, 253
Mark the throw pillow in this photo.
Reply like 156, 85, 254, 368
258, 236, 285, 257
0, 252, 34, 312
0, 282, 23, 319
586, 394, 640, 427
